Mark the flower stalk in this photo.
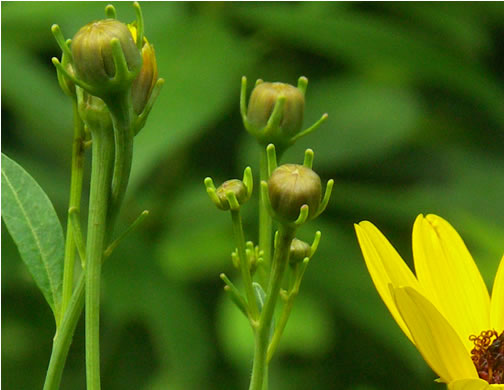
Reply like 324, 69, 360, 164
230, 208, 260, 320
249, 224, 296, 390
60, 101, 87, 323
41, 3, 162, 389
84, 119, 115, 390
258, 146, 273, 284
43, 274, 85, 390
105, 91, 135, 233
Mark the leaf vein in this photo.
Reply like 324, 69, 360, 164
1, 166, 58, 306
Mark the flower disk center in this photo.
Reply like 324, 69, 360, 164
470, 330, 504, 384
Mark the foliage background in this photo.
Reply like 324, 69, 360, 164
2, 2, 504, 389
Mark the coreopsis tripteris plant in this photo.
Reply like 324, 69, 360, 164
355, 214, 504, 390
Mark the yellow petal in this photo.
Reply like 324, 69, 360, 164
491, 255, 504, 333
355, 222, 420, 342
448, 379, 493, 390
393, 286, 478, 383
412, 214, 490, 351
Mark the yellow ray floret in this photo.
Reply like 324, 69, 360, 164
355, 214, 504, 387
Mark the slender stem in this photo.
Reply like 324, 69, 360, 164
258, 147, 272, 283
85, 126, 114, 390
249, 224, 295, 390
43, 273, 85, 390
60, 102, 86, 322
266, 291, 296, 362
230, 209, 259, 320
105, 92, 135, 236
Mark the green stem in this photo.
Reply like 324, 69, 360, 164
85, 126, 114, 390
43, 273, 85, 390
60, 102, 85, 322
105, 92, 134, 235
266, 292, 296, 362
258, 147, 272, 283
42, 204, 141, 390
249, 224, 295, 390
230, 209, 259, 320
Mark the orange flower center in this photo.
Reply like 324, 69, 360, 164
470, 330, 504, 384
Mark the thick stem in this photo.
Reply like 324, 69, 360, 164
85, 127, 114, 390
258, 147, 272, 283
60, 102, 86, 322
43, 89, 135, 390
249, 225, 295, 390
230, 209, 259, 320
105, 92, 135, 236
43, 274, 85, 390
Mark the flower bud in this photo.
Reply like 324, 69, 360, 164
289, 238, 311, 265
268, 164, 321, 223
247, 82, 305, 140
77, 89, 112, 132
128, 24, 158, 115
72, 19, 142, 91
216, 179, 249, 211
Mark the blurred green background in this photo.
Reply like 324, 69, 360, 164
2, 2, 504, 389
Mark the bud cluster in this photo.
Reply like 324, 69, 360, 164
51, 2, 163, 134
205, 74, 332, 387
71, 19, 142, 91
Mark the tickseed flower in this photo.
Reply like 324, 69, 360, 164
355, 214, 504, 390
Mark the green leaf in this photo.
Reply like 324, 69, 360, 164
252, 282, 266, 311
1, 153, 64, 323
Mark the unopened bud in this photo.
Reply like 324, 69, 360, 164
247, 82, 305, 140
77, 89, 112, 132
268, 164, 321, 223
129, 24, 158, 115
216, 179, 249, 211
289, 238, 311, 265
72, 19, 142, 91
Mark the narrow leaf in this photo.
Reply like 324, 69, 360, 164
1, 153, 64, 324
253, 282, 275, 340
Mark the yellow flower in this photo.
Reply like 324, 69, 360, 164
354, 214, 504, 390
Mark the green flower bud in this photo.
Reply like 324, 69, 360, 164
128, 24, 158, 115
247, 81, 305, 141
289, 238, 311, 265
72, 19, 142, 92
268, 164, 321, 223
77, 89, 112, 132
216, 179, 249, 211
